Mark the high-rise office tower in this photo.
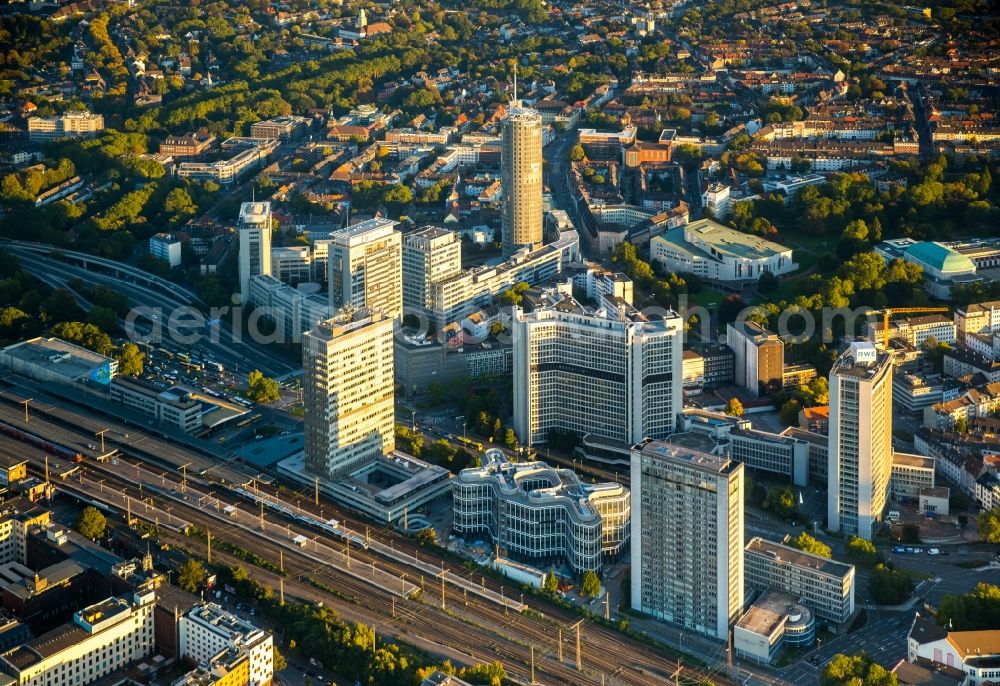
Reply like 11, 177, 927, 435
328, 218, 403, 320
402, 227, 462, 318
631, 442, 744, 640
512, 298, 684, 446
828, 341, 893, 540
501, 101, 543, 257
238, 202, 273, 303
727, 320, 784, 397
302, 308, 395, 478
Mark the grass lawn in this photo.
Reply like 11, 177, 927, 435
683, 289, 726, 311
783, 232, 834, 254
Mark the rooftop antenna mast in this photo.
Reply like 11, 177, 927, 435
512, 63, 519, 107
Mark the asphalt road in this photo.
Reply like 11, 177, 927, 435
6, 244, 296, 379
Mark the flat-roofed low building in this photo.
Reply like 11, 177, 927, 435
0, 592, 155, 686
673, 410, 810, 486
250, 116, 310, 141
27, 111, 104, 141
919, 486, 949, 516
0, 338, 117, 386
745, 536, 855, 630
894, 371, 950, 414
780, 427, 828, 483
734, 589, 814, 665
0, 559, 94, 635
650, 219, 797, 286
109, 377, 203, 434
890, 453, 936, 501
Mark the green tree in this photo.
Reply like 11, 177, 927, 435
757, 270, 779, 294
901, 523, 921, 544
821, 653, 898, 686
568, 144, 585, 162
790, 532, 832, 558
868, 564, 913, 605
842, 219, 869, 241
846, 535, 879, 565
177, 557, 207, 593
978, 508, 1000, 543
724, 398, 744, 417
51, 321, 113, 356
116, 343, 144, 377
247, 370, 280, 403
937, 583, 1000, 630
503, 427, 517, 449
580, 570, 601, 598
954, 416, 968, 433
164, 187, 196, 224
75, 506, 107, 540
542, 571, 559, 594
272, 645, 287, 672
415, 527, 438, 546
458, 662, 506, 686
763, 486, 796, 519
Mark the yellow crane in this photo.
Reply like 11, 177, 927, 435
875, 307, 949, 349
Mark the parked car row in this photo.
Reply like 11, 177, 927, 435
892, 546, 944, 555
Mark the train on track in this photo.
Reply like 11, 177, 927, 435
0, 420, 85, 463
230, 487, 369, 550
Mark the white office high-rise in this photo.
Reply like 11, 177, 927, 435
512, 299, 684, 446
302, 308, 395, 478
238, 202, 273, 303
328, 218, 403, 320
827, 341, 893, 540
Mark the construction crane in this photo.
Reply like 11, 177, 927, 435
874, 307, 949, 350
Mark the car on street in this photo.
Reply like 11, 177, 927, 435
928, 548, 940, 555
893, 546, 905, 553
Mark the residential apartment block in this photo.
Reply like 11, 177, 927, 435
179, 604, 274, 686
631, 442, 744, 640
0, 592, 156, 686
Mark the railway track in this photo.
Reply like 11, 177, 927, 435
0, 386, 734, 685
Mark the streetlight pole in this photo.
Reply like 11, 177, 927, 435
21, 399, 31, 423
96, 429, 108, 453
